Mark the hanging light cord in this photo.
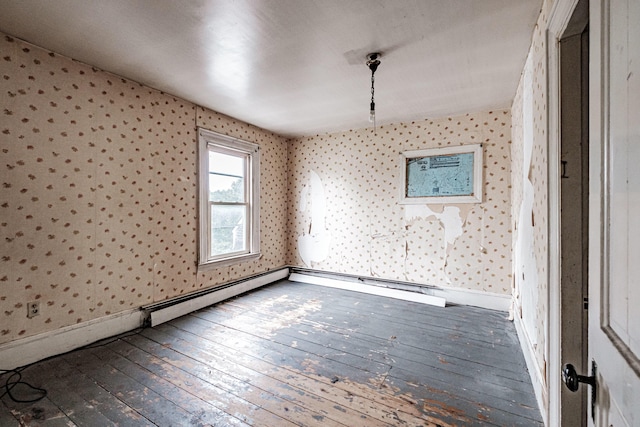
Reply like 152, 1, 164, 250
366, 53, 380, 132
370, 69, 376, 130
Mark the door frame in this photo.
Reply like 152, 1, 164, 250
547, 0, 583, 425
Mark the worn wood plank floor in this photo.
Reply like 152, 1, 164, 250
1, 280, 543, 426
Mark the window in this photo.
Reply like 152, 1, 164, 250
198, 128, 260, 267
399, 144, 483, 204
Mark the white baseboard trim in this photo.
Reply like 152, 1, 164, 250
513, 311, 547, 422
289, 273, 447, 307
0, 268, 290, 370
0, 308, 144, 371
147, 267, 290, 326
427, 285, 511, 311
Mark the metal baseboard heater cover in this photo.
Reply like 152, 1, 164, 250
144, 268, 289, 326
288, 267, 511, 312
289, 272, 447, 307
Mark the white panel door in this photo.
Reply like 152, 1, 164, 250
589, 0, 640, 426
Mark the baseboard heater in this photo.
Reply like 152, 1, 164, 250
143, 267, 290, 326
289, 269, 446, 307
288, 267, 511, 312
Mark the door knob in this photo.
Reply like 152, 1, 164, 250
562, 362, 597, 422
562, 363, 595, 392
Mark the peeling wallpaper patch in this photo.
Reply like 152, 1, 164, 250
510, 0, 551, 388
514, 54, 539, 346
287, 112, 513, 294
402, 205, 469, 285
297, 170, 331, 267
404, 205, 467, 248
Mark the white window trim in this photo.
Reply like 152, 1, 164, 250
399, 144, 483, 204
198, 128, 260, 268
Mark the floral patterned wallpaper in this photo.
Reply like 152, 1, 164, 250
0, 33, 288, 345
196, 108, 289, 287
1, 29, 520, 350
287, 111, 513, 294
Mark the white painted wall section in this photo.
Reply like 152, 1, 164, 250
298, 170, 331, 267
514, 54, 539, 349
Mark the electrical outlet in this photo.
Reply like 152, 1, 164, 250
27, 301, 40, 318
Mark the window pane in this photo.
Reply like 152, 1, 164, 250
210, 204, 246, 256
209, 151, 245, 203
209, 174, 244, 202
209, 151, 244, 176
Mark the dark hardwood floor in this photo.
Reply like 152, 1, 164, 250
1, 280, 543, 426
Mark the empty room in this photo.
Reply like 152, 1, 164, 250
1, 1, 638, 426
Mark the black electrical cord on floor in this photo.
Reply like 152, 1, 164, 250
0, 367, 47, 403
0, 326, 145, 405
81, 327, 145, 350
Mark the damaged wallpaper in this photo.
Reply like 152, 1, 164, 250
511, 0, 552, 402
1, 29, 517, 351
287, 111, 513, 294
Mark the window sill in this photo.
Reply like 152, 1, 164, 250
198, 252, 261, 271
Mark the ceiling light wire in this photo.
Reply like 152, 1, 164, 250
370, 68, 376, 130
366, 53, 381, 132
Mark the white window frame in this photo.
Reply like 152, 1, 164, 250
198, 128, 260, 268
399, 144, 483, 204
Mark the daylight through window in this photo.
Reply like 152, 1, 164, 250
198, 129, 260, 267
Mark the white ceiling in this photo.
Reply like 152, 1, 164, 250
0, 0, 541, 138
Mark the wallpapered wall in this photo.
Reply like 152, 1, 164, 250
287, 111, 513, 294
0, 29, 519, 350
0, 34, 289, 345
511, 0, 552, 408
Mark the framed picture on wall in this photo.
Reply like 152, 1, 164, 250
399, 144, 483, 204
